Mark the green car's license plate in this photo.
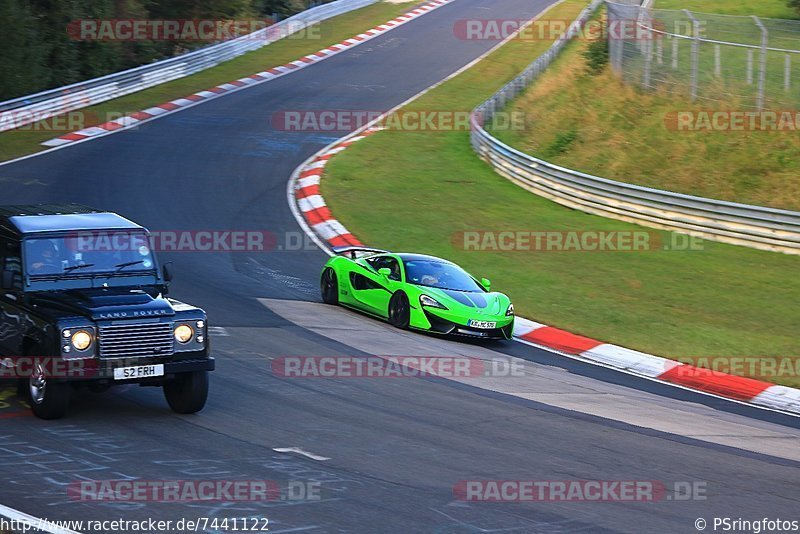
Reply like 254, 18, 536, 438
469, 320, 496, 329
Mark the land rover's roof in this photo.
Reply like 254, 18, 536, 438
0, 205, 143, 235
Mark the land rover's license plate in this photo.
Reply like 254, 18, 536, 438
114, 364, 164, 380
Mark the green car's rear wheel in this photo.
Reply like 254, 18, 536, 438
321, 268, 339, 305
388, 291, 410, 329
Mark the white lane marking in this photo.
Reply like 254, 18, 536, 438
0, 503, 82, 534
273, 447, 331, 461
208, 326, 230, 337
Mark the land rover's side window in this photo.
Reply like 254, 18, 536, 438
1, 238, 22, 290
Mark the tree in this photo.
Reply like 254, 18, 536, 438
0, 0, 48, 100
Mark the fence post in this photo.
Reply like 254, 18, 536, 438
753, 16, 768, 110
642, 15, 653, 88
683, 10, 700, 102
714, 45, 721, 77
785, 54, 791, 92
657, 37, 663, 65
747, 49, 754, 84
672, 38, 678, 69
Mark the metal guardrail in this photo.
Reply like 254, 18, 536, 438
0, 0, 378, 132
471, 0, 800, 255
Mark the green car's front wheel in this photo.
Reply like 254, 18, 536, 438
321, 268, 339, 305
388, 291, 410, 329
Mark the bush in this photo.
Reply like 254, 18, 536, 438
582, 36, 609, 74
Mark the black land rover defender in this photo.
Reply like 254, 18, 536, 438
0, 205, 214, 419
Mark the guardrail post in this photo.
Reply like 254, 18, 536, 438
753, 16, 768, 110
683, 10, 699, 102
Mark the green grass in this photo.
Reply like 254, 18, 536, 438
656, 0, 798, 19
493, 28, 800, 211
0, 1, 411, 162
322, 0, 800, 387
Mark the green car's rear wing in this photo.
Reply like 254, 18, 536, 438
331, 246, 390, 259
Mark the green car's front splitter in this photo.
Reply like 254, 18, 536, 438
411, 306, 515, 340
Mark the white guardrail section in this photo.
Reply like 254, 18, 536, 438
0, 0, 378, 132
470, 0, 800, 255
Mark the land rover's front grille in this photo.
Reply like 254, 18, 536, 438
98, 323, 174, 359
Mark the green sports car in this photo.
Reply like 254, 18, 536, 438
320, 247, 514, 340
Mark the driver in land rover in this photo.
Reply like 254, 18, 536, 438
28, 239, 59, 273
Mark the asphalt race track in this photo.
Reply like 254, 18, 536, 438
0, 1, 798, 532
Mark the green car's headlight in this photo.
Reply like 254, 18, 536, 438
420, 295, 447, 310
506, 304, 515, 316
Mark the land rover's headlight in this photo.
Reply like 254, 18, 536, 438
174, 324, 193, 344
71, 330, 92, 351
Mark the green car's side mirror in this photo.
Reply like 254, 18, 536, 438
378, 268, 392, 278
481, 277, 491, 291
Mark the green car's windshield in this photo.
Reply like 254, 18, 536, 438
24, 232, 156, 277
404, 260, 483, 292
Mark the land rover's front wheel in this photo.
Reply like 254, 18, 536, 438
164, 370, 209, 414
28, 362, 71, 420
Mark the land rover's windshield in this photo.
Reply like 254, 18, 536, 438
24, 231, 156, 278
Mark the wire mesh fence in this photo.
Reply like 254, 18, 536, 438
607, 0, 800, 109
